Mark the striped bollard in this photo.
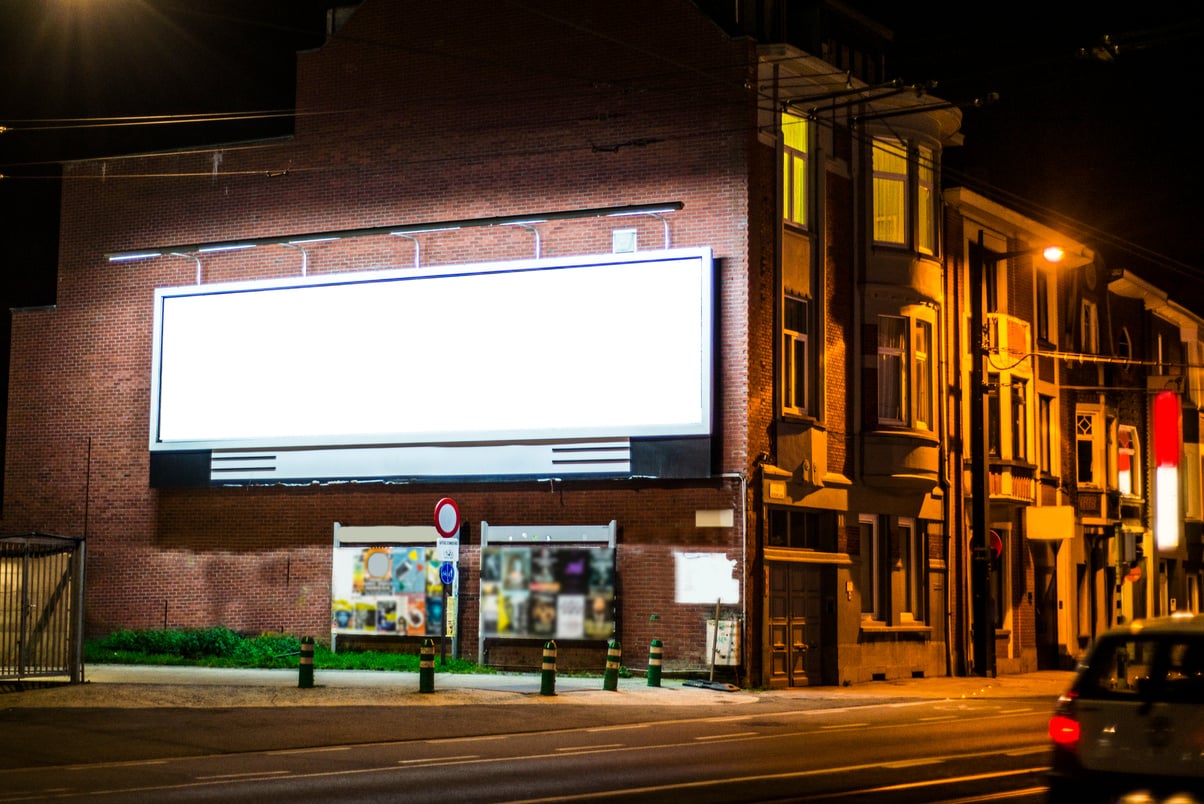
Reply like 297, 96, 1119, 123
540, 640, 557, 696
298, 636, 315, 689
647, 639, 662, 687
419, 638, 435, 693
602, 639, 621, 691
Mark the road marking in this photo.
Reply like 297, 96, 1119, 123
881, 759, 942, 768
586, 723, 650, 733
556, 744, 624, 752
503, 764, 1048, 803
267, 746, 351, 756
398, 755, 479, 764
695, 732, 759, 741
193, 771, 291, 781
63, 759, 168, 770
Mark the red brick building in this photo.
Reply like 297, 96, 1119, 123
2, 1, 969, 685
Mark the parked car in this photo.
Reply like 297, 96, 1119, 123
1047, 613, 1204, 802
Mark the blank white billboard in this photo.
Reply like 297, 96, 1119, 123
150, 248, 713, 452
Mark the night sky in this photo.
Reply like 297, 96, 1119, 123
877, 3, 1204, 305
1, 1, 1202, 313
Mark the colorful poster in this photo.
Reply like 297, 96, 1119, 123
479, 547, 615, 640
331, 546, 448, 637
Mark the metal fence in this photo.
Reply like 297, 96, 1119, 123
0, 533, 86, 683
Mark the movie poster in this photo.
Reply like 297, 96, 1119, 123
479, 547, 615, 640
331, 546, 448, 636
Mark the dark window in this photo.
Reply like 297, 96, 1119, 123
768, 508, 837, 551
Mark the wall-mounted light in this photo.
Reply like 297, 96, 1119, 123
105, 202, 683, 264
108, 251, 163, 263
390, 232, 421, 269
167, 252, 203, 285
500, 220, 545, 259
279, 242, 311, 277
607, 207, 676, 249
197, 243, 256, 254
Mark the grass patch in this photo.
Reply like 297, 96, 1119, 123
84, 627, 492, 674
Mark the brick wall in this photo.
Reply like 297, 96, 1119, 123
1, 0, 760, 672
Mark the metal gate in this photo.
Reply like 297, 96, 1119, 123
0, 533, 86, 683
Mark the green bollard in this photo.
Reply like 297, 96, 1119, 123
602, 639, 621, 691
298, 636, 314, 689
540, 640, 557, 696
647, 639, 662, 687
419, 638, 435, 693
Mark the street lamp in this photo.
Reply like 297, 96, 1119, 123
968, 229, 1064, 677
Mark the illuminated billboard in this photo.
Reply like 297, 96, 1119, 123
148, 248, 714, 484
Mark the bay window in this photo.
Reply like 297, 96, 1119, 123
872, 139, 907, 244
877, 314, 934, 430
872, 136, 939, 253
783, 295, 809, 415
782, 111, 809, 228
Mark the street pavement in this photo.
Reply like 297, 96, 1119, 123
0, 663, 1076, 709
0, 665, 1075, 771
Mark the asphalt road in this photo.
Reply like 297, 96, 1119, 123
0, 670, 1064, 802
0, 665, 1072, 768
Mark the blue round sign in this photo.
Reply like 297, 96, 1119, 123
439, 562, 456, 586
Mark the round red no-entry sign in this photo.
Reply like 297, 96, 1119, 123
434, 497, 460, 538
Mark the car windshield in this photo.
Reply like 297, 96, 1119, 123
1076, 634, 1204, 703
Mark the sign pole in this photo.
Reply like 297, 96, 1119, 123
433, 498, 461, 666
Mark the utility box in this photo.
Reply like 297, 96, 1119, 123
705, 618, 740, 666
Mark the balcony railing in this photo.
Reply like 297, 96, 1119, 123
987, 313, 1031, 364
988, 461, 1037, 504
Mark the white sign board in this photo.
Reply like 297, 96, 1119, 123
674, 551, 739, 605
436, 539, 460, 563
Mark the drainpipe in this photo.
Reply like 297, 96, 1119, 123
717, 471, 748, 675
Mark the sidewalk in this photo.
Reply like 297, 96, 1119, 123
1, 664, 1075, 709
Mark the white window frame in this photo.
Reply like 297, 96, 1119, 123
1035, 266, 1052, 343
877, 314, 934, 430
1076, 406, 1105, 488
899, 517, 925, 623
1117, 424, 1140, 497
1038, 394, 1056, 475
878, 315, 908, 424
872, 138, 908, 245
916, 145, 936, 255
1080, 299, 1099, 354
858, 514, 881, 620
782, 111, 809, 229
992, 526, 1012, 632
914, 320, 932, 431
1010, 377, 1028, 462
783, 295, 809, 416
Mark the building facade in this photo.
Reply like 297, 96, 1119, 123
4, 0, 1198, 686
943, 190, 1204, 676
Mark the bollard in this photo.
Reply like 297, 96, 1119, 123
540, 640, 557, 696
298, 636, 315, 689
419, 638, 435, 693
647, 639, 663, 687
602, 639, 621, 691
